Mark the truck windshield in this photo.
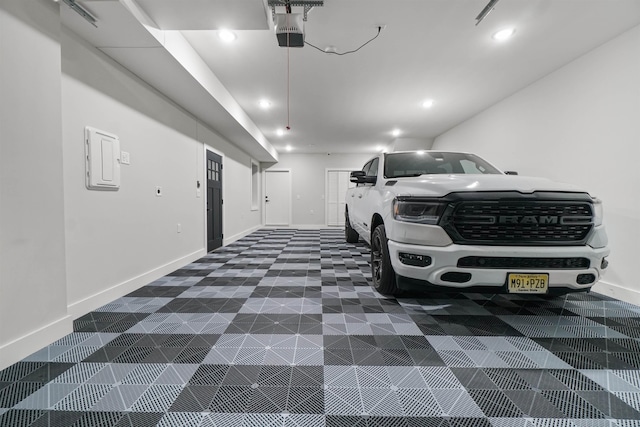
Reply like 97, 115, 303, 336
384, 152, 502, 178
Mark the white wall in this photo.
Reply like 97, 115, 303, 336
0, 0, 71, 369
62, 28, 263, 318
0, 0, 264, 370
391, 138, 435, 152
268, 153, 373, 226
433, 25, 640, 304
62, 29, 205, 317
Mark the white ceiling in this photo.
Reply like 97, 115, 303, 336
66, 0, 640, 157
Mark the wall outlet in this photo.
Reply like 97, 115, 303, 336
155, 186, 162, 196
310, 209, 314, 215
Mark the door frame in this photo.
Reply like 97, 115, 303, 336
263, 168, 292, 226
203, 145, 225, 249
325, 167, 359, 227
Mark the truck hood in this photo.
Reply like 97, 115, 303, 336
388, 174, 587, 198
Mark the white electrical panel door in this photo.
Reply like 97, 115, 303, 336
85, 127, 121, 190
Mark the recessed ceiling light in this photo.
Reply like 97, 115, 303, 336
259, 99, 271, 109
218, 29, 237, 43
391, 129, 401, 137
492, 28, 515, 41
285, 145, 292, 152
422, 99, 435, 109
276, 129, 285, 137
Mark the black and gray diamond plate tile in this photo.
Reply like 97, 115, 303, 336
1, 228, 640, 426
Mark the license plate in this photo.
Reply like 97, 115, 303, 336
507, 273, 549, 294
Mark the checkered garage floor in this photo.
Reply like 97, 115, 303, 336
2, 228, 640, 426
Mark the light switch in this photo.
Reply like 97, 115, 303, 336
121, 151, 130, 165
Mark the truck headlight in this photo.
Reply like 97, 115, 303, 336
393, 199, 447, 225
593, 197, 604, 227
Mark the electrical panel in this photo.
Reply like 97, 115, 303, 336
85, 127, 121, 191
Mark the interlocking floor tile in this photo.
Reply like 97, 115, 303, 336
1, 228, 639, 426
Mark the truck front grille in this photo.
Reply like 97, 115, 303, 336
442, 196, 594, 245
457, 256, 591, 269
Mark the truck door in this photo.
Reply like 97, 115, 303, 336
358, 157, 379, 237
349, 160, 372, 234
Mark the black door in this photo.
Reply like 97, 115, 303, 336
206, 151, 223, 251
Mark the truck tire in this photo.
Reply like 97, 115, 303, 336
345, 209, 359, 243
371, 224, 400, 296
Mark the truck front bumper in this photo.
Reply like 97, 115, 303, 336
387, 240, 610, 293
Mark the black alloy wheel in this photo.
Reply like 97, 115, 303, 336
371, 224, 400, 295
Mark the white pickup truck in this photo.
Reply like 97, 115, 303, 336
345, 151, 610, 296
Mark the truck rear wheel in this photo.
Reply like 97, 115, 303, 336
371, 224, 400, 296
345, 210, 359, 243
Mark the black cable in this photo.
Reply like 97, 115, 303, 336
305, 26, 382, 56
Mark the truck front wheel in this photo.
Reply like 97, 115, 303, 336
371, 224, 400, 296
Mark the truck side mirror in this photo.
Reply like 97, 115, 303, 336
350, 170, 377, 184
350, 170, 366, 183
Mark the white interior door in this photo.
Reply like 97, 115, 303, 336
265, 170, 291, 225
327, 170, 354, 226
